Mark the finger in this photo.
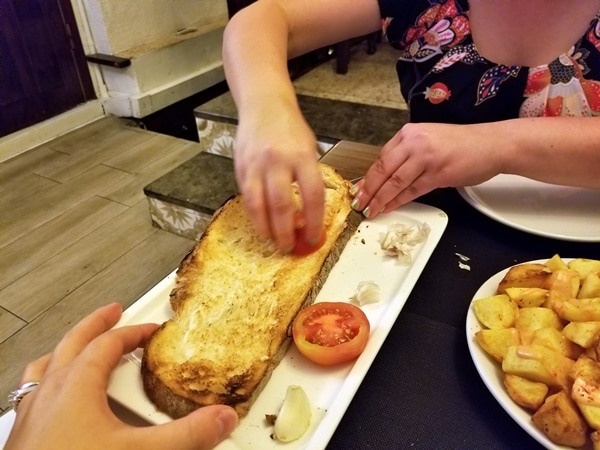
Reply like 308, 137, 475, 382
240, 174, 272, 239
13, 353, 51, 413
296, 165, 325, 244
19, 353, 51, 385
46, 303, 123, 372
362, 165, 425, 219
130, 405, 238, 450
265, 167, 296, 252
355, 139, 409, 212
380, 175, 434, 214
74, 323, 159, 393
236, 162, 272, 239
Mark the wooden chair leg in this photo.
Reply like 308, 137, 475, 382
336, 40, 350, 75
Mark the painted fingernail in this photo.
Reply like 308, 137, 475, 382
363, 206, 371, 218
351, 198, 360, 210
349, 185, 359, 196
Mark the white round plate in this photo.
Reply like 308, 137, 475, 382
466, 260, 571, 450
458, 175, 600, 242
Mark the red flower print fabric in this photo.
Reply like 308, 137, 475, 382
377, 0, 600, 123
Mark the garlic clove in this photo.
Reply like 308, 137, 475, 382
350, 280, 381, 305
273, 385, 311, 442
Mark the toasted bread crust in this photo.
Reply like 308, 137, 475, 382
141, 164, 362, 418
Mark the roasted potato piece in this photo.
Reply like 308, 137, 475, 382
502, 345, 574, 391
580, 272, 600, 299
532, 327, 583, 360
571, 355, 600, 384
563, 322, 600, 349
546, 254, 569, 272
554, 298, 600, 323
498, 263, 552, 294
472, 294, 518, 329
544, 269, 581, 303
503, 373, 548, 410
532, 390, 588, 447
515, 307, 563, 345
505, 287, 548, 308
475, 328, 520, 362
569, 258, 600, 280
571, 356, 600, 430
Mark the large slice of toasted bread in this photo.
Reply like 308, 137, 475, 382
141, 163, 362, 418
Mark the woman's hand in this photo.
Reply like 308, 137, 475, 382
350, 122, 503, 218
5, 303, 238, 450
234, 100, 325, 252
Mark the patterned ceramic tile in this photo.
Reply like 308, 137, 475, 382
196, 119, 236, 157
147, 197, 211, 240
195, 118, 334, 158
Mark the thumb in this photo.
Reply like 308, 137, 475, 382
135, 405, 238, 450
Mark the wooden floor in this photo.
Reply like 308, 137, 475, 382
0, 116, 201, 413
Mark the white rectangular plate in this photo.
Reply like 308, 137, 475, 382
107, 201, 448, 450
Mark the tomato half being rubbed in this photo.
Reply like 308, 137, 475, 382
292, 302, 370, 366
291, 213, 327, 256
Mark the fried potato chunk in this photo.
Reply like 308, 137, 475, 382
505, 287, 548, 308
563, 322, 600, 349
502, 345, 574, 391
531, 327, 583, 360
498, 263, 552, 294
532, 390, 588, 448
472, 294, 518, 330
475, 328, 520, 363
571, 356, 600, 430
515, 307, 563, 345
503, 373, 548, 410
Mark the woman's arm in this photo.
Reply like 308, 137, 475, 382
223, 0, 381, 252
500, 116, 600, 188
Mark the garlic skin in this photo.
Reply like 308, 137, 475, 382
273, 385, 312, 442
350, 281, 381, 305
379, 222, 430, 264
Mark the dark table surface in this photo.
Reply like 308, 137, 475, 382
321, 142, 600, 450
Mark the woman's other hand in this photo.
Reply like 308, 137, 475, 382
351, 122, 502, 218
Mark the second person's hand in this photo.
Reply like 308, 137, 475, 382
351, 122, 503, 218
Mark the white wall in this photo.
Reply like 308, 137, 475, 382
83, 0, 229, 118
84, 0, 227, 55
0, 0, 229, 162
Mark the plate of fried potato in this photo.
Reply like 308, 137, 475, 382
467, 255, 600, 449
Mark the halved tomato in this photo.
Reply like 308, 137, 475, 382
292, 302, 370, 366
291, 213, 326, 256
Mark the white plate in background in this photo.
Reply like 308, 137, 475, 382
458, 175, 600, 242
107, 202, 448, 450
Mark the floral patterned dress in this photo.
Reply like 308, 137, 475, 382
378, 0, 600, 123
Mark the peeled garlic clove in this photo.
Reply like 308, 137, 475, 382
273, 385, 311, 442
351, 280, 381, 305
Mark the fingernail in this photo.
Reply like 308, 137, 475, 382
216, 408, 239, 438
351, 198, 360, 210
349, 185, 359, 196
363, 206, 371, 218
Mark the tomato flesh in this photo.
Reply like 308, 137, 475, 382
291, 213, 326, 256
292, 302, 370, 366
